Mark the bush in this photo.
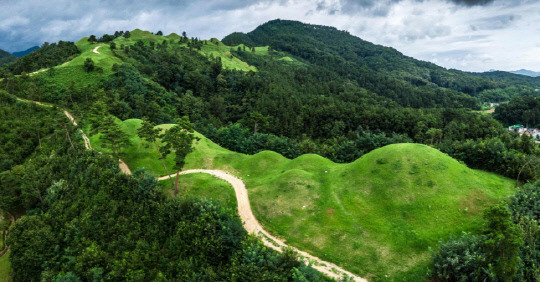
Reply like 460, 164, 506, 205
432, 233, 490, 281
83, 58, 94, 72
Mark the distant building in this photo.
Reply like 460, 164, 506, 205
508, 124, 524, 132
508, 125, 540, 139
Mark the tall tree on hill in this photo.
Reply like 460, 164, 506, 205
426, 128, 443, 145
88, 35, 97, 43
160, 116, 198, 196
249, 112, 269, 134
156, 30, 163, 36
124, 30, 131, 39
483, 205, 523, 281
137, 118, 174, 187
99, 115, 130, 159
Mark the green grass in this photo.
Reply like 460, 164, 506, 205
0, 210, 10, 252
88, 118, 516, 280
0, 251, 11, 282
159, 173, 237, 212
34, 37, 122, 92
198, 41, 258, 72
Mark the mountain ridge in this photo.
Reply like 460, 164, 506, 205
11, 45, 39, 57
509, 69, 540, 77
222, 19, 536, 108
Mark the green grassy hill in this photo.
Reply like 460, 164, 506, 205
32, 38, 121, 91
32, 28, 297, 86
88, 118, 515, 280
112, 29, 260, 71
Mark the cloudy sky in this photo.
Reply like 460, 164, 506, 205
1, 0, 539, 72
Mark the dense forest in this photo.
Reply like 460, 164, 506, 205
6, 41, 79, 75
0, 19, 540, 281
0, 49, 15, 65
495, 96, 540, 127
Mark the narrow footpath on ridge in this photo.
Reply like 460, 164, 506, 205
14, 97, 367, 281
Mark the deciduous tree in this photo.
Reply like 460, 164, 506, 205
137, 118, 174, 187
160, 116, 198, 196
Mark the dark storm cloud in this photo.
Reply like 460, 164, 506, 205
314, 0, 496, 17
450, 0, 495, 6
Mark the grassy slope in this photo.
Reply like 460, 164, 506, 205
33, 37, 122, 91
32, 28, 292, 91
87, 119, 237, 211
89, 118, 515, 279
113, 30, 260, 72
0, 251, 10, 282
159, 173, 237, 212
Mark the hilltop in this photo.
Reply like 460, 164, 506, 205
510, 69, 540, 77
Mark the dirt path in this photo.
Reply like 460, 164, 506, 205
93, 46, 101, 54
118, 159, 132, 175
158, 169, 366, 282
28, 58, 73, 76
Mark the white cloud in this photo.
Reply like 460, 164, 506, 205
0, 0, 539, 72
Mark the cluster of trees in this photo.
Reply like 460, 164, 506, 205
437, 134, 540, 181
477, 85, 538, 103
495, 95, 540, 127
432, 181, 540, 281
201, 123, 411, 162
3, 41, 79, 75
88, 30, 130, 43
0, 48, 15, 65
0, 91, 66, 173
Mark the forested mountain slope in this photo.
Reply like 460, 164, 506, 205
223, 20, 529, 107
0, 49, 15, 65
11, 46, 39, 57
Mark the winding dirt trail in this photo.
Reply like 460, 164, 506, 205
118, 159, 132, 175
15, 97, 366, 280
158, 170, 366, 281
93, 46, 101, 54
